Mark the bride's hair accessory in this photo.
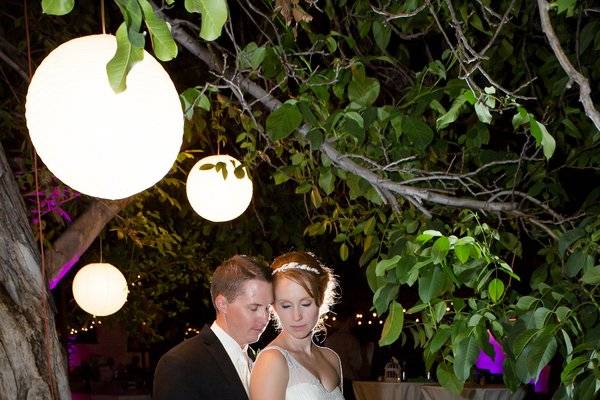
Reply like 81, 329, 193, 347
272, 261, 320, 275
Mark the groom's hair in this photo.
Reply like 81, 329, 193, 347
210, 255, 272, 308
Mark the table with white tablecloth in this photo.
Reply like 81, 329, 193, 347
353, 381, 426, 400
420, 384, 525, 400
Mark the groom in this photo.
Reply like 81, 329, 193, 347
153, 255, 273, 400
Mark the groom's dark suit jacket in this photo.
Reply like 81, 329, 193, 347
153, 325, 248, 400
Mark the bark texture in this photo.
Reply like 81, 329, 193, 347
0, 142, 70, 400
47, 197, 131, 284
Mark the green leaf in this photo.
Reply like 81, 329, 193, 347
379, 301, 404, 346
526, 327, 557, 380
566, 250, 593, 278
529, 118, 556, 159
416, 230, 443, 243
453, 335, 480, 381
375, 255, 401, 277
488, 278, 504, 303
431, 236, 450, 264
318, 168, 335, 195
184, 0, 228, 41
239, 42, 266, 70
348, 74, 380, 106
366, 259, 380, 293
582, 266, 600, 284
266, 103, 303, 140
430, 327, 452, 353
555, 0, 576, 15
418, 265, 450, 303
427, 60, 446, 80
454, 244, 471, 263
138, 0, 178, 61
433, 301, 447, 322
437, 363, 464, 394
180, 88, 210, 119
106, 23, 144, 92
403, 116, 434, 150
310, 187, 322, 208
533, 307, 551, 329
340, 111, 364, 142
115, 0, 145, 47
474, 101, 492, 124
42, 0, 75, 15
436, 93, 467, 130
560, 356, 588, 385
339, 243, 349, 261
512, 106, 529, 129
372, 20, 391, 51
233, 165, 245, 179
373, 284, 399, 315
199, 163, 214, 170
516, 296, 538, 310
273, 170, 290, 185
558, 228, 586, 258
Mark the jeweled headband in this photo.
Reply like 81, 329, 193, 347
272, 261, 320, 275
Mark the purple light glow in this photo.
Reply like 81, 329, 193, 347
49, 255, 79, 289
530, 365, 551, 393
475, 331, 505, 374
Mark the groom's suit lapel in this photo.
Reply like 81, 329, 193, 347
200, 326, 248, 398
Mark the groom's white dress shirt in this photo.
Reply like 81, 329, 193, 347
211, 322, 252, 394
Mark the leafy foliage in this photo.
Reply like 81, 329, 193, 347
2, 0, 600, 397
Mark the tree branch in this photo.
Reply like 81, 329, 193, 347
537, 0, 600, 131
47, 198, 131, 286
162, 8, 528, 216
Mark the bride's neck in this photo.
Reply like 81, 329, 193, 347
280, 331, 313, 354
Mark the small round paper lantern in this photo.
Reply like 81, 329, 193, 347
25, 34, 183, 199
186, 154, 253, 222
72, 263, 129, 316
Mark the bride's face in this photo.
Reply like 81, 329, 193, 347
273, 277, 319, 339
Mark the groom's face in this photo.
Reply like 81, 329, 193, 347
222, 279, 273, 346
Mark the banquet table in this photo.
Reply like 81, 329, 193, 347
353, 380, 426, 400
420, 384, 525, 400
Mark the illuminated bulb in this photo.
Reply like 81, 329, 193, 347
72, 263, 129, 316
186, 155, 253, 222
25, 34, 183, 199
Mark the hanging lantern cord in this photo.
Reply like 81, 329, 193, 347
24, 1, 59, 399
100, 0, 106, 34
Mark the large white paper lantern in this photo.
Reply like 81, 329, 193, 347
72, 263, 129, 316
25, 34, 183, 199
186, 154, 253, 222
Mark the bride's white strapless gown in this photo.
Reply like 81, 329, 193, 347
257, 345, 345, 400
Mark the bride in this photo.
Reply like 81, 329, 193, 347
250, 251, 345, 400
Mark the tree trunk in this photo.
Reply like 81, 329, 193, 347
0, 142, 70, 399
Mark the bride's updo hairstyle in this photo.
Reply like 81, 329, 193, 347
270, 251, 338, 331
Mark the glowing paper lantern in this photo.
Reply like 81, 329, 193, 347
25, 34, 183, 199
186, 154, 253, 222
72, 263, 129, 316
